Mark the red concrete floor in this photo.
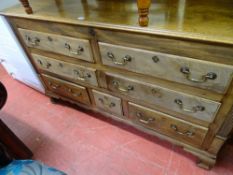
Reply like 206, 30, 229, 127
0, 65, 233, 175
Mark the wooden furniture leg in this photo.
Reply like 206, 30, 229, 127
197, 157, 216, 170
50, 97, 59, 104
19, 0, 33, 14
0, 119, 32, 159
137, 0, 151, 27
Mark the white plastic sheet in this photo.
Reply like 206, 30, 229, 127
0, 15, 44, 93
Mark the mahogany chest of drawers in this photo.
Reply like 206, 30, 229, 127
1, 0, 233, 169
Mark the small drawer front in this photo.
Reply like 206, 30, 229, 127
32, 54, 98, 86
106, 73, 220, 123
99, 42, 233, 93
41, 74, 91, 105
92, 90, 123, 116
19, 28, 94, 62
128, 102, 208, 147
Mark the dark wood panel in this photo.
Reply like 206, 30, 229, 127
0, 120, 32, 159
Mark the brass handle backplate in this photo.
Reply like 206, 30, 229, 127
48, 82, 60, 90
170, 124, 195, 137
107, 52, 132, 65
37, 59, 43, 66
180, 67, 217, 83
25, 35, 40, 46
46, 62, 52, 69
98, 98, 116, 108
174, 99, 205, 113
136, 112, 155, 124
67, 88, 81, 97
65, 43, 84, 55
74, 70, 91, 81
112, 80, 134, 92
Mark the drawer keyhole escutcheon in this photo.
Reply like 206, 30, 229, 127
25, 35, 40, 46
107, 52, 132, 65
65, 43, 84, 55
180, 67, 217, 83
136, 112, 155, 124
151, 88, 162, 98
174, 99, 205, 113
152, 56, 159, 63
170, 124, 195, 137
112, 80, 134, 92
98, 98, 116, 108
73, 70, 91, 81
47, 36, 53, 42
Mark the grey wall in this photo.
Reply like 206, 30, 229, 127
0, 0, 19, 11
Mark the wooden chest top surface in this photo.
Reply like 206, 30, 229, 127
1, 0, 233, 45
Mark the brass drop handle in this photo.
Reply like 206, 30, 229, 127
107, 52, 132, 65
48, 82, 60, 90
136, 112, 155, 124
98, 98, 116, 108
73, 70, 91, 81
180, 67, 217, 83
170, 124, 195, 137
65, 43, 84, 55
174, 99, 205, 113
112, 80, 134, 92
67, 88, 81, 97
25, 35, 40, 46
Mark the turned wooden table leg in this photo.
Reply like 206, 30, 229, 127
19, 0, 33, 14
137, 0, 151, 27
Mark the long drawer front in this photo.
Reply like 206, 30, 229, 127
105, 73, 220, 123
32, 54, 98, 86
128, 102, 208, 147
99, 42, 233, 93
41, 74, 91, 105
19, 28, 94, 62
